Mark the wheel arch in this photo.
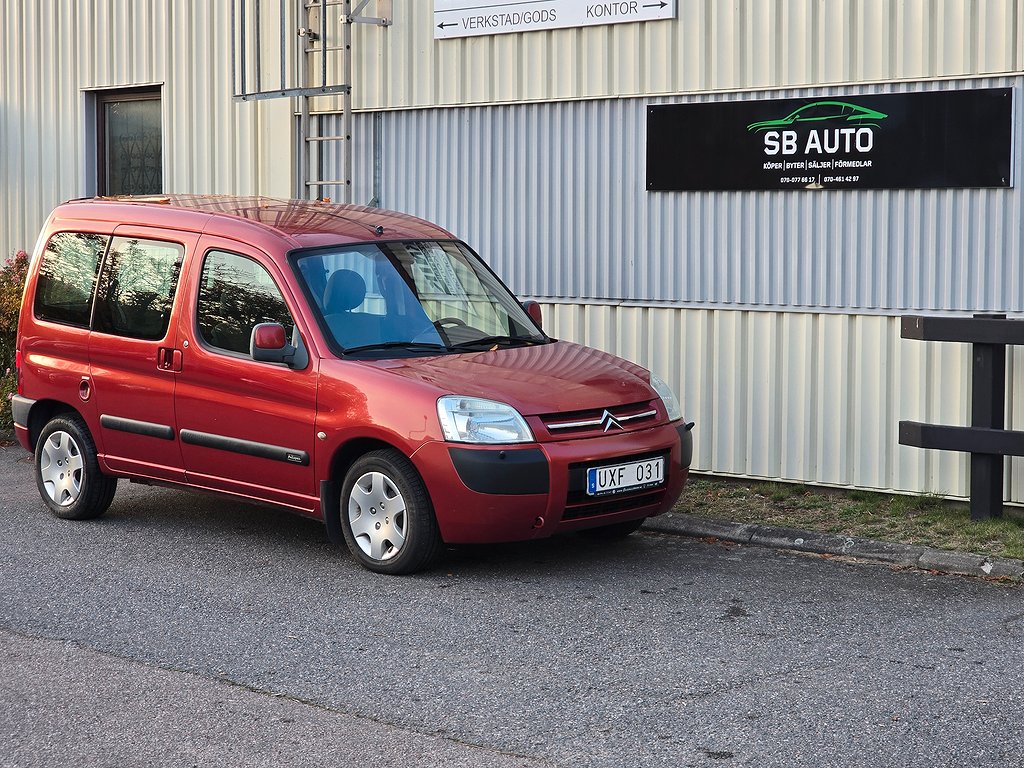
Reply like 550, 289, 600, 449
321, 436, 420, 544
329, 437, 401, 482
27, 399, 82, 449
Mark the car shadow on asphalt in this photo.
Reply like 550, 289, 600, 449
92, 483, 667, 578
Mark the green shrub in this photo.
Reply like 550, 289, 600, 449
0, 249, 29, 431
0, 371, 16, 432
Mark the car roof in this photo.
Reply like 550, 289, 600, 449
53, 194, 455, 250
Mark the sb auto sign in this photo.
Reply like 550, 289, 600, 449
434, 0, 675, 39
646, 89, 1013, 191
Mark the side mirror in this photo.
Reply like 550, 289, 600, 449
250, 323, 307, 368
522, 300, 543, 330
253, 323, 286, 351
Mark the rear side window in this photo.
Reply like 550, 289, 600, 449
34, 232, 108, 327
196, 250, 294, 355
93, 237, 184, 340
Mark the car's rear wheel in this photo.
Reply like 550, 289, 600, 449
35, 414, 117, 520
340, 449, 443, 574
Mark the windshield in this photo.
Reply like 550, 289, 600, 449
293, 241, 548, 356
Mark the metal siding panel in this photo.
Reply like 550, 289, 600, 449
780, 0, 814, 86
4, 3, 1024, 504
939, 0, 971, 75
977, 0, 1004, 74
1, 0, 291, 267
745, 312, 778, 478
344, 76, 1022, 313
778, 312, 816, 481
348, 2, 1023, 110
850, 316, 890, 488
712, 310, 748, 474
532, 304, 1000, 500
816, 313, 851, 484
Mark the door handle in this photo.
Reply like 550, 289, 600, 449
158, 347, 184, 372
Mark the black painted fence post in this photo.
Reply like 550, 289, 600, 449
899, 313, 1024, 522
970, 313, 1006, 520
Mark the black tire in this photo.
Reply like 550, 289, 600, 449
34, 414, 117, 520
579, 517, 646, 540
340, 449, 443, 575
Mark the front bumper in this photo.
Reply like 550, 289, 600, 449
411, 422, 692, 544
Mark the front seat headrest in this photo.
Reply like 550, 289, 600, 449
323, 269, 367, 313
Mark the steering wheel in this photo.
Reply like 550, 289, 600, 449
410, 317, 470, 344
435, 316, 467, 328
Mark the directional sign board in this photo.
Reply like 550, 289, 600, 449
434, 0, 675, 39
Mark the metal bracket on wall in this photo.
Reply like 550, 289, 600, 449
345, 0, 392, 26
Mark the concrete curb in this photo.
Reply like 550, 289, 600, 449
645, 512, 1024, 581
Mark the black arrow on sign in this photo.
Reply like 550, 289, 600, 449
643, 1, 668, 7
437, 21, 458, 29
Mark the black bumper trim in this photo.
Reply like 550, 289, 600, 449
677, 422, 694, 468
448, 447, 549, 495
10, 395, 34, 429
320, 479, 343, 544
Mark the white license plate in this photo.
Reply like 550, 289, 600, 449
586, 457, 665, 497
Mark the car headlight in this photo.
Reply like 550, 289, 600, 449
437, 396, 535, 444
649, 372, 683, 422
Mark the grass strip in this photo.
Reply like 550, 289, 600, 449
676, 476, 1024, 561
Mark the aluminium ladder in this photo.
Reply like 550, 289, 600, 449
230, 0, 391, 203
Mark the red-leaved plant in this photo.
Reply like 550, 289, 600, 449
0, 250, 29, 431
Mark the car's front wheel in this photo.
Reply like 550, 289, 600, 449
35, 414, 117, 520
340, 449, 443, 574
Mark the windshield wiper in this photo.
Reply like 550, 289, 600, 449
449, 335, 546, 350
343, 341, 448, 355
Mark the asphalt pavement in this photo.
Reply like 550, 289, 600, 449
1, 443, 1022, 767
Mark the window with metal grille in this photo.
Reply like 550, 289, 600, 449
96, 87, 163, 196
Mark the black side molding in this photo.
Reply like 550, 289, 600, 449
180, 429, 310, 466
100, 414, 175, 441
448, 447, 549, 495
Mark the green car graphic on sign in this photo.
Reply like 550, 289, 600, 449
747, 100, 889, 132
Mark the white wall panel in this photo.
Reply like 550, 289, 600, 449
538, 302, 1016, 502
4, 1, 1023, 504
0, 0, 292, 261
338, 0, 1024, 111
340, 76, 1023, 314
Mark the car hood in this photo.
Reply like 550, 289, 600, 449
364, 340, 656, 416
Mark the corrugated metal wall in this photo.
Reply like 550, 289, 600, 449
337, 76, 1023, 313
341, 0, 1024, 110
536, 302, 1024, 502
4, 1, 1024, 499
0, 0, 291, 261
329, 75, 1024, 497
